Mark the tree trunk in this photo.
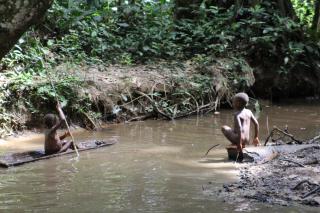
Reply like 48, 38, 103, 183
0, 0, 54, 61
312, 0, 320, 32
174, 0, 202, 19
275, 0, 297, 20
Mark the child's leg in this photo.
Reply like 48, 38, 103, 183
222, 126, 244, 162
58, 141, 73, 153
221, 125, 240, 145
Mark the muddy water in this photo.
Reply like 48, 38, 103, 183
0, 103, 320, 212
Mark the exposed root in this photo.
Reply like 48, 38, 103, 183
136, 91, 173, 120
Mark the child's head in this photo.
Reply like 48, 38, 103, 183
232, 92, 249, 110
44, 114, 58, 128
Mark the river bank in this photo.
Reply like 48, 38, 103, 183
0, 59, 255, 138
218, 142, 320, 208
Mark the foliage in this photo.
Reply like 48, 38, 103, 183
2, 0, 320, 69
291, 0, 315, 26
4, 70, 91, 114
1, 0, 320, 135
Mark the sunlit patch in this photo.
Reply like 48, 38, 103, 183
173, 158, 239, 169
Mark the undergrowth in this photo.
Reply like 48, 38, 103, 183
1, 0, 320, 136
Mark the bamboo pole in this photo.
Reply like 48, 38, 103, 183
48, 76, 79, 157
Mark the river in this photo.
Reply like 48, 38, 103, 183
0, 103, 319, 212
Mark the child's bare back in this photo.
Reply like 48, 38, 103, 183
233, 108, 257, 145
221, 92, 260, 161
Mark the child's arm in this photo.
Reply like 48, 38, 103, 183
59, 131, 70, 140
250, 112, 260, 146
236, 115, 244, 151
48, 103, 66, 134
56, 103, 66, 121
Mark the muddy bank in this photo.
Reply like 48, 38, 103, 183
0, 59, 255, 138
218, 143, 320, 208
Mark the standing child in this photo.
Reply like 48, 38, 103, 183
221, 92, 260, 161
44, 103, 75, 155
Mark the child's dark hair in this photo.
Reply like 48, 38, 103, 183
44, 114, 58, 128
233, 92, 249, 108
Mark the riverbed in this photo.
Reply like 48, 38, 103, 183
0, 103, 320, 212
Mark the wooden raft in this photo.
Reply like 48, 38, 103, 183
0, 139, 117, 168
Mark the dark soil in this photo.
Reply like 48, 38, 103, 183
218, 144, 320, 207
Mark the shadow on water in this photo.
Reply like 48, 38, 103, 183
0, 103, 319, 212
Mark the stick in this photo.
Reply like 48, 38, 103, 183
309, 134, 320, 143
302, 186, 320, 199
234, 151, 240, 164
174, 104, 212, 120
264, 127, 302, 146
279, 158, 305, 167
136, 91, 173, 120
203, 144, 220, 157
127, 114, 154, 122
81, 111, 97, 130
273, 127, 302, 144
264, 130, 274, 146
292, 180, 317, 190
48, 78, 80, 157
266, 116, 270, 135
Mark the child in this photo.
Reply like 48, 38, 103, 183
221, 92, 260, 161
44, 103, 74, 155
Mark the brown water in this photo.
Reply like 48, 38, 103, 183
0, 103, 320, 212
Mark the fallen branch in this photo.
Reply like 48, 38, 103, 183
309, 134, 320, 143
136, 91, 173, 120
302, 186, 320, 199
174, 104, 212, 120
264, 129, 274, 146
81, 111, 98, 130
120, 95, 145, 107
264, 127, 302, 146
279, 158, 305, 167
127, 114, 154, 122
203, 144, 220, 157
292, 180, 317, 190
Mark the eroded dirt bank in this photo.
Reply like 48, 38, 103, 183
218, 143, 320, 208
0, 59, 255, 137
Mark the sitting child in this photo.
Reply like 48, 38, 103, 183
221, 92, 260, 161
44, 103, 75, 155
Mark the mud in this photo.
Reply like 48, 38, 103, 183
219, 143, 320, 207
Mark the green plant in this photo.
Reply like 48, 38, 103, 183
291, 0, 315, 26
